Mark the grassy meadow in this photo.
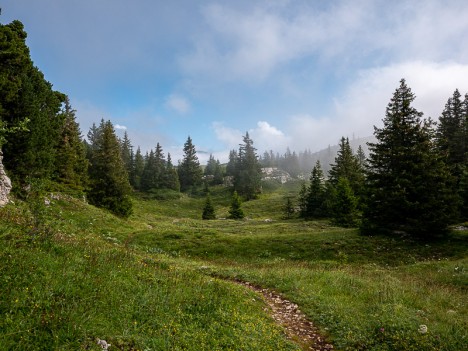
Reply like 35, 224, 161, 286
0, 182, 467, 350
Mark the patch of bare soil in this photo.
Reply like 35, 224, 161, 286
236, 281, 334, 351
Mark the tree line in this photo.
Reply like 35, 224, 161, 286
297, 79, 468, 238
0, 20, 262, 218
1, 20, 467, 237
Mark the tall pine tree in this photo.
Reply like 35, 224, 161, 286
436, 89, 467, 219
54, 96, 88, 192
130, 146, 145, 190
87, 120, 133, 217
362, 79, 457, 237
328, 136, 365, 197
120, 131, 133, 180
305, 161, 326, 218
178, 136, 202, 192
233, 132, 262, 199
165, 153, 180, 192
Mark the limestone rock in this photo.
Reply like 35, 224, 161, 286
0, 150, 12, 207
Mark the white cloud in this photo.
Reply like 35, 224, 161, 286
337, 61, 468, 132
180, 1, 468, 84
212, 122, 243, 149
165, 94, 191, 115
212, 120, 290, 156
285, 61, 468, 152
211, 61, 468, 156
114, 124, 127, 130
249, 121, 291, 152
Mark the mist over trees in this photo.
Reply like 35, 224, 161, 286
231, 132, 263, 199
2, 20, 467, 236
297, 79, 466, 237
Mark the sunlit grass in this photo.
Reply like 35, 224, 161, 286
1, 183, 467, 350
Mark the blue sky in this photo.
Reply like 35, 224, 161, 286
3, 0, 468, 163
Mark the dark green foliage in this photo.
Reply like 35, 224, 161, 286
86, 122, 101, 156
437, 89, 465, 167
87, 120, 133, 217
228, 191, 244, 219
332, 178, 359, 227
356, 145, 366, 168
141, 142, 167, 191
282, 197, 295, 219
2, 58, 65, 181
120, 131, 133, 178
1, 20, 96, 192
226, 150, 238, 177
141, 150, 156, 191
204, 154, 217, 176
328, 137, 365, 197
305, 161, 326, 218
202, 195, 216, 220
165, 153, 180, 192
0, 20, 32, 147
204, 154, 224, 185
436, 90, 468, 219
54, 96, 88, 193
362, 79, 458, 237
321, 182, 337, 217
297, 182, 308, 217
130, 146, 145, 190
279, 148, 300, 177
233, 132, 262, 199
178, 136, 202, 192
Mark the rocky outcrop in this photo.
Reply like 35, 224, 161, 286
262, 167, 293, 184
0, 150, 12, 207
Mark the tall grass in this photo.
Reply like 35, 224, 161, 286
1, 183, 466, 350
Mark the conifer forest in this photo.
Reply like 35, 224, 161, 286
1, 19, 467, 351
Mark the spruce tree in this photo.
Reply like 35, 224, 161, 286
332, 177, 359, 227
228, 191, 245, 219
130, 146, 145, 190
297, 182, 308, 218
356, 145, 367, 168
213, 160, 224, 185
460, 94, 468, 217
0, 21, 31, 148
234, 132, 262, 199
437, 89, 467, 219
328, 137, 365, 197
226, 149, 238, 177
141, 149, 156, 191
153, 142, 166, 189
437, 89, 465, 167
204, 154, 224, 185
305, 161, 326, 218
362, 79, 457, 237
283, 197, 295, 219
178, 136, 202, 192
202, 194, 216, 220
87, 120, 133, 217
204, 154, 217, 176
165, 153, 180, 192
120, 131, 133, 180
2, 50, 65, 181
54, 96, 88, 192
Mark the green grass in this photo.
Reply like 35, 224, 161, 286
0, 198, 298, 350
1, 183, 467, 350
